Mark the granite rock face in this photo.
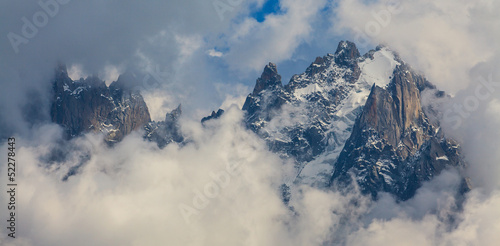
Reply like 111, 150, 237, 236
50, 65, 185, 149
242, 41, 363, 164
50, 40, 468, 200
201, 109, 225, 124
50, 65, 151, 144
144, 105, 184, 148
241, 41, 467, 199
331, 64, 466, 199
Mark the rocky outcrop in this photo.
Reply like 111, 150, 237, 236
241, 40, 467, 199
330, 64, 466, 200
50, 65, 151, 144
242, 41, 364, 164
242, 62, 289, 133
252, 62, 282, 95
201, 109, 225, 124
144, 105, 184, 148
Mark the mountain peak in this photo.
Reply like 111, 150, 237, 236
56, 63, 68, 74
252, 62, 282, 94
201, 109, 224, 124
264, 62, 278, 74
334, 40, 360, 66
166, 104, 182, 122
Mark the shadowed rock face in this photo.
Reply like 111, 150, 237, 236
241, 40, 467, 199
252, 62, 282, 95
50, 65, 151, 144
50, 65, 185, 149
242, 41, 363, 163
242, 62, 290, 132
201, 109, 224, 124
144, 105, 184, 148
331, 64, 465, 200
49, 40, 469, 200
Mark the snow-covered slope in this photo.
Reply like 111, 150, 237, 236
242, 42, 407, 187
242, 41, 467, 199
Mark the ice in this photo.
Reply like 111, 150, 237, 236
293, 83, 323, 99
71, 86, 86, 95
358, 47, 400, 88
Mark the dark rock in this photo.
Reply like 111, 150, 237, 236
242, 41, 363, 164
334, 40, 361, 67
144, 105, 184, 148
50, 65, 151, 144
252, 62, 282, 95
201, 109, 225, 123
330, 65, 466, 200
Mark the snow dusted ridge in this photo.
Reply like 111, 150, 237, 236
296, 46, 402, 187
242, 42, 405, 187
358, 47, 400, 88
242, 41, 467, 199
51, 65, 151, 144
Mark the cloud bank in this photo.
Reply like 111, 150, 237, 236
1, 0, 500, 245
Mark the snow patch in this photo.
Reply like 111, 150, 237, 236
358, 48, 400, 88
293, 83, 323, 99
436, 155, 449, 161
71, 86, 86, 96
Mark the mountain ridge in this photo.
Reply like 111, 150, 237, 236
48, 40, 469, 200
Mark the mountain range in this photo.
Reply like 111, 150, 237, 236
49, 41, 469, 201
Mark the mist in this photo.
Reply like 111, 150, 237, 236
2, 0, 500, 245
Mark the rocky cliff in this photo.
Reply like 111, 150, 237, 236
330, 64, 466, 199
241, 41, 467, 199
50, 65, 151, 144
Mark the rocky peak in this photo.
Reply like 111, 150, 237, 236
252, 62, 282, 95
334, 40, 361, 67
201, 109, 224, 124
50, 65, 151, 144
144, 105, 184, 148
303, 55, 331, 76
55, 63, 69, 77
331, 65, 465, 200
166, 104, 182, 123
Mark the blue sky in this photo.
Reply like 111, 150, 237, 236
238, 0, 353, 86
251, 0, 282, 22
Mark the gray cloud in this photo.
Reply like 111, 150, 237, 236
2, 0, 500, 245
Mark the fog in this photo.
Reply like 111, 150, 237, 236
1, 0, 500, 245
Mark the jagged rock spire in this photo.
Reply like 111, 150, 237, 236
334, 40, 361, 66
253, 62, 282, 95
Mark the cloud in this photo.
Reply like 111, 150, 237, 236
223, 0, 328, 72
332, 0, 495, 93
0, 107, 351, 246
0, 0, 263, 136
1, 107, 499, 246
2, 0, 500, 245
207, 49, 224, 57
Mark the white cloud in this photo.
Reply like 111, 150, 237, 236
2, 1, 500, 245
207, 49, 224, 57
67, 64, 87, 81
224, 0, 328, 71
332, 0, 494, 93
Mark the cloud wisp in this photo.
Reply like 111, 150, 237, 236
1, 0, 500, 245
